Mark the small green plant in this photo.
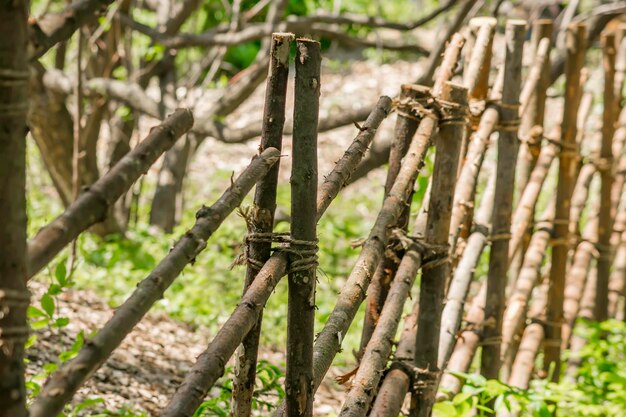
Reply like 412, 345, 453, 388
193, 360, 285, 416
435, 320, 626, 417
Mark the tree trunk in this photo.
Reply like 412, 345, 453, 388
0, 0, 29, 415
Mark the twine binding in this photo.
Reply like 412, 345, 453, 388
233, 232, 319, 274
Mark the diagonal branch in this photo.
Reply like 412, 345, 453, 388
29, 0, 115, 59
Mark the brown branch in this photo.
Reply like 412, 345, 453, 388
438, 164, 496, 370
26, 109, 194, 279
595, 31, 618, 322
160, 97, 392, 417
119, 13, 429, 54
306, 0, 458, 31
27, 147, 281, 417
231, 33, 293, 417
410, 82, 468, 417
29, 0, 115, 59
544, 23, 587, 379
285, 38, 321, 417
480, 20, 526, 381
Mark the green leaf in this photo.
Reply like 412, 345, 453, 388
24, 334, 37, 349
41, 293, 55, 317
31, 318, 49, 330
27, 306, 46, 318
47, 283, 62, 296
54, 317, 70, 328
55, 262, 67, 286
433, 402, 459, 417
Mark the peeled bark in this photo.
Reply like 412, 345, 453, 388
0, 0, 29, 415
448, 68, 504, 254
508, 142, 558, 262
516, 20, 553, 195
339, 249, 422, 417
437, 284, 487, 400
500, 201, 555, 381
507, 280, 549, 390
231, 33, 293, 417
562, 201, 600, 348
480, 20, 526, 381
369, 299, 419, 417
544, 23, 587, 379
565, 267, 597, 379
438, 164, 495, 370
27, 109, 194, 279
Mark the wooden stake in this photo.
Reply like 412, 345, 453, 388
480, 19, 526, 380
232, 32, 294, 417
359, 84, 430, 355
285, 38, 321, 417
595, 31, 618, 322
410, 81, 469, 417
544, 23, 587, 379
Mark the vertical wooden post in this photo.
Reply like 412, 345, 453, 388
285, 38, 320, 417
410, 81, 468, 417
480, 19, 526, 380
359, 84, 429, 355
0, 0, 29, 416
544, 23, 587, 380
360, 33, 465, 354
595, 31, 617, 322
232, 32, 293, 417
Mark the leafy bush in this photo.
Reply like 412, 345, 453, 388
435, 320, 626, 417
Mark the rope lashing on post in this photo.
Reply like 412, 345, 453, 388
488, 232, 513, 243
386, 360, 440, 395
390, 228, 450, 271
393, 94, 438, 122
233, 232, 319, 274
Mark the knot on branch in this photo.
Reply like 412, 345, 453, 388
231, 231, 319, 274
390, 229, 449, 270
387, 361, 438, 394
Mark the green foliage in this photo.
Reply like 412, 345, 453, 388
193, 360, 285, 416
436, 320, 626, 417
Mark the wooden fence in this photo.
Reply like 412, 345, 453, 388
21, 15, 626, 417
